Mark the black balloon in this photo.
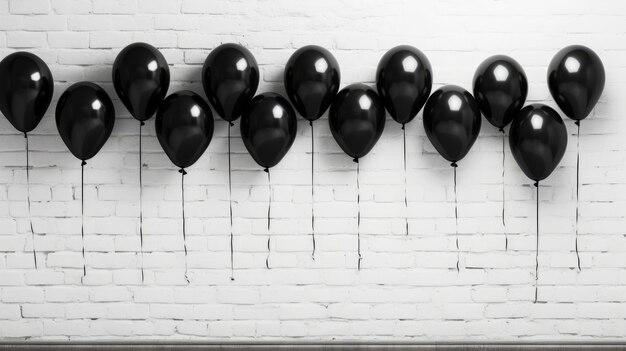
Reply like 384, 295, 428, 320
55, 82, 115, 161
509, 104, 568, 182
329, 84, 386, 160
547, 45, 605, 121
155, 91, 214, 169
0, 52, 54, 133
112, 42, 170, 122
202, 43, 259, 122
376, 45, 432, 125
240, 93, 297, 169
423, 85, 481, 163
284, 45, 340, 121
473, 55, 528, 129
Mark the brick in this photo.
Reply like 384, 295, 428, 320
52, 0, 93, 14
10, 0, 49, 14
6, 32, 47, 48
0, 0, 624, 341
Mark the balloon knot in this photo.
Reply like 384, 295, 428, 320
353, 158, 359, 163
140, 121, 145, 126
263, 168, 269, 173
498, 128, 505, 133
309, 120, 313, 127
24, 132, 27, 139
451, 162, 458, 168
401, 124, 405, 130
574, 120, 580, 126
179, 168, 187, 175
81, 160, 87, 166
533, 182, 539, 187
229, 122, 234, 127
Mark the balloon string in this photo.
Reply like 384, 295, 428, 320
179, 168, 189, 283
25, 133, 37, 269
228, 122, 234, 281
534, 181, 539, 303
402, 124, 408, 235
452, 162, 459, 273
265, 167, 271, 269
575, 121, 581, 271
81, 160, 87, 281
310, 121, 316, 260
500, 128, 507, 251
355, 158, 362, 270
139, 121, 145, 283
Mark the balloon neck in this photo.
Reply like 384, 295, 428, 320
140, 121, 145, 126
450, 162, 458, 168
229, 122, 234, 127
498, 128, 505, 133
81, 160, 87, 166
24, 132, 27, 139
179, 168, 187, 175
353, 158, 359, 163
574, 120, 580, 126
401, 124, 405, 130
309, 120, 313, 127
263, 168, 269, 173
533, 181, 539, 187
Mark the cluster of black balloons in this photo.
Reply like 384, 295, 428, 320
0, 42, 605, 191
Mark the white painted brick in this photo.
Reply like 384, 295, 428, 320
6, 32, 47, 48
9, 0, 49, 14
22, 16, 67, 31
52, 0, 93, 14
93, 0, 138, 15
0, 0, 625, 341
1, 287, 44, 303
138, 0, 180, 14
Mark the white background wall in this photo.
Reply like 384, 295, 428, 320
0, 0, 625, 341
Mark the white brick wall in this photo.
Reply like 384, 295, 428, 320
0, 0, 625, 341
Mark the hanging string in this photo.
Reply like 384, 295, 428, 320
139, 121, 145, 283
310, 121, 316, 260
500, 128, 508, 251
452, 162, 459, 272
265, 167, 271, 269
179, 168, 190, 283
24, 133, 37, 269
355, 158, 362, 270
402, 124, 408, 235
228, 122, 235, 280
575, 121, 581, 271
81, 160, 87, 280
534, 181, 539, 303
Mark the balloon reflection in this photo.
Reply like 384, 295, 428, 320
564, 56, 580, 73
530, 114, 543, 130
447, 95, 462, 111
358, 95, 372, 110
402, 56, 418, 73
493, 64, 509, 82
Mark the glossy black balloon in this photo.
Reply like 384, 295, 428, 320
55, 82, 115, 161
112, 42, 170, 122
473, 55, 528, 129
547, 45, 605, 121
284, 45, 340, 121
329, 84, 386, 159
240, 93, 297, 169
509, 104, 567, 182
423, 85, 481, 163
376, 45, 432, 125
155, 91, 214, 169
202, 43, 259, 122
0, 52, 53, 133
